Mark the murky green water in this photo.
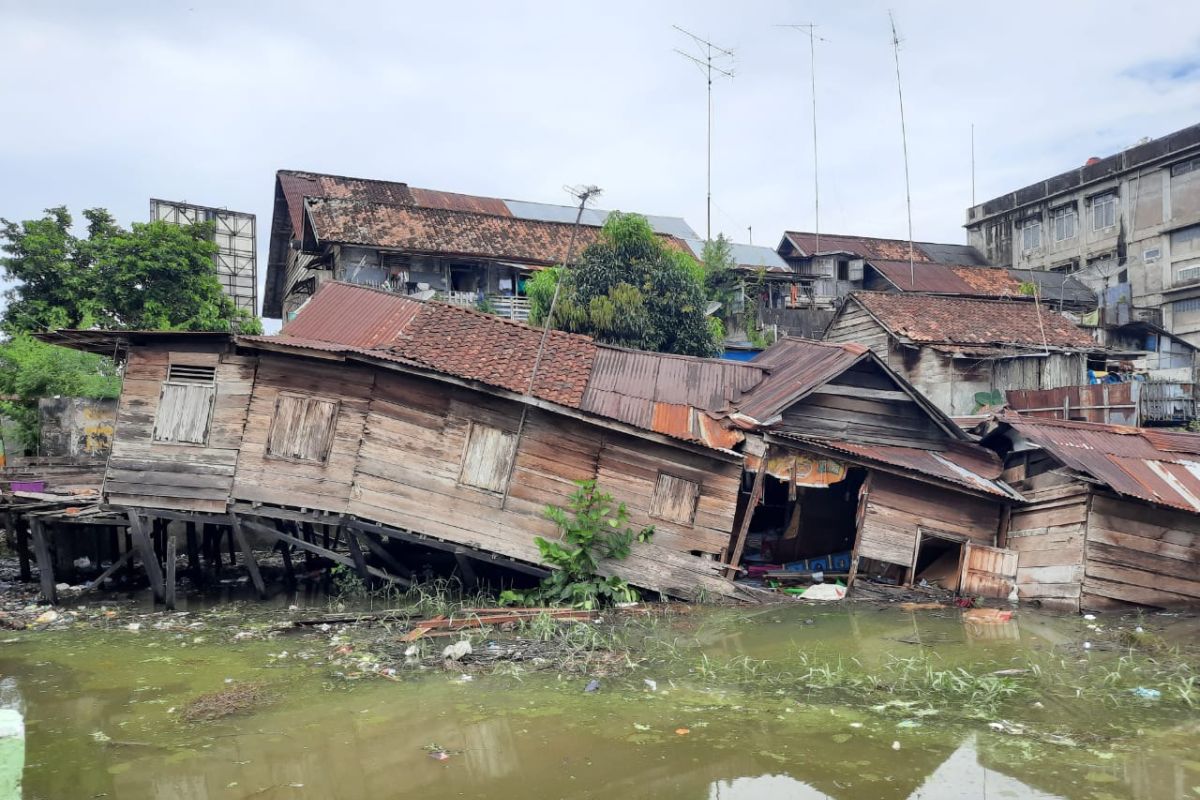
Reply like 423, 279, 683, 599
3, 603, 1199, 799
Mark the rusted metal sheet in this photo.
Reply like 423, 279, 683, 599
1006, 383, 1139, 426
735, 339, 866, 423
408, 187, 511, 217
869, 261, 977, 293
280, 282, 423, 347
1000, 413, 1200, 513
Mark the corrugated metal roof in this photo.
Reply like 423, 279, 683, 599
773, 434, 1014, 497
782, 231, 987, 265
734, 338, 868, 423
503, 200, 700, 240
870, 261, 977, 293
681, 239, 792, 272
998, 413, 1200, 512
280, 283, 423, 347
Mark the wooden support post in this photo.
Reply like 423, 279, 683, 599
347, 525, 413, 579
239, 519, 410, 587
724, 449, 769, 579
229, 515, 268, 599
227, 525, 238, 566
164, 532, 177, 610
301, 522, 317, 570
78, 549, 135, 595
345, 527, 369, 582
29, 517, 57, 605
185, 521, 202, 584
276, 521, 297, 588
454, 548, 479, 588
127, 511, 165, 603
13, 513, 31, 583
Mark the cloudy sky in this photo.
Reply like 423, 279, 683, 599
2, 1, 1198, 327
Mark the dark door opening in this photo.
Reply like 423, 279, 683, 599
912, 532, 964, 592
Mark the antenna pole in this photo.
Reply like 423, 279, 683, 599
971, 123, 976, 207
674, 25, 734, 241
889, 11, 915, 289
778, 23, 826, 255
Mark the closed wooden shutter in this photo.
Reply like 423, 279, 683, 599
153, 381, 216, 444
459, 422, 518, 493
266, 394, 339, 462
962, 543, 1018, 598
649, 473, 700, 526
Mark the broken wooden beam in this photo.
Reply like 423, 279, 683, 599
77, 549, 136, 595
229, 514, 268, 599
29, 517, 57, 605
126, 511, 165, 603
238, 519, 411, 587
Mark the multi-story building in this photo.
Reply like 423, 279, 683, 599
965, 123, 1200, 344
263, 170, 698, 322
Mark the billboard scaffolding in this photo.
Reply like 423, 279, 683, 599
150, 199, 257, 315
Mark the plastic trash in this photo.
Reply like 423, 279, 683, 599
799, 583, 846, 601
584, 679, 601, 693
644, 679, 657, 692
1131, 687, 1161, 700
0, 679, 24, 800
1083, 614, 1097, 621
442, 640, 472, 662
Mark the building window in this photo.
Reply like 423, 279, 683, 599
266, 393, 339, 463
1020, 218, 1042, 251
1144, 247, 1161, 263
458, 422, 518, 493
1171, 157, 1200, 177
649, 473, 700, 526
153, 364, 217, 445
836, 259, 850, 281
1091, 192, 1117, 231
1173, 297, 1200, 314
1049, 259, 1079, 274
1051, 206, 1077, 242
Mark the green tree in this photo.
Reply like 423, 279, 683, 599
0, 333, 121, 452
0, 206, 261, 334
530, 213, 720, 357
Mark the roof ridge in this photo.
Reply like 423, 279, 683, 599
309, 196, 615, 233
278, 169, 411, 189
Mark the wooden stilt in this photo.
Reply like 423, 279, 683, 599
348, 526, 413, 579
346, 527, 369, 582
239, 519, 410, 586
29, 517, 58, 605
127, 511, 165, 603
164, 532, 177, 610
300, 522, 317, 570
185, 521, 202, 584
227, 525, 237, 566
454, 548, 479, 588
724, 450, 770, 579
14, 514, 32, 583
276, 522, 297, 588
229, 515, 267, 599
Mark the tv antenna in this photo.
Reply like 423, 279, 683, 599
777, 23, 827, 255
889, 10, 916, 289
674, 24, 735, 241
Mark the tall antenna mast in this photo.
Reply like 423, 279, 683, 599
971, 122, 976, 207
674, 24, 735, 241
888, 11, 916, 288
777, 24, 826, 254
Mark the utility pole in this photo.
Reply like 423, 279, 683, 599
674, 25, 734, 241
889, 11, 916, 289
777, 24, 826, 254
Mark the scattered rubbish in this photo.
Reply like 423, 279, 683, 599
429, 750, 450, 761
457, 674, 474, 683
89, 730, 110, 743
1135, 626, 1144, 634
799, 584, 846, 601
675, 727, 690, 736
72, 557, 93, 570
1130, 687, 1161, 700
584, 680, 601, 693
988, 720, 1026, 735
125, 623, 141, 632
180, 683, 270, 723
991, 669, 1029, 677
1083, 614, 1097, 621
403, 645, 420, 659
963, 608, 1012, 624
849, 722, 863, 729
644, 679, 657, 692
1083, 642, 1092, 650
898, 602, 944, 611
891, 741, 901, 750
633, 723, 650, 731
442, 640, 472, 662
897, 720, 920, 729
33, 610, 58, 626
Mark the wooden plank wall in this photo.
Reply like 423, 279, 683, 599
1082, 492, 1200, 610
106, 345, 254, 513
822, 304, 890, 361
1005, 478, 1088, 612
232, 354, 372, 512
961, 544, 1018, 598
857, 472, 1002, 568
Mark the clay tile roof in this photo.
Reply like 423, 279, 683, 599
951, 267, 1025, 296
278, 171, 415, 233
305, 198, 603, 265
851, 292, 1096, 350
782, 231, 987, 265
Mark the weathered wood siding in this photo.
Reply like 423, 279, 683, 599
341, 369, 743, 598
1082, 492, 1200, 610
775, 361, 948, 449
106, 345, 254, 513
822, 304, 890, 360
961, 543, 1018, 598
857, 472, 1002, 569
233, 355, 372, 512
1006, 482, 1089, 612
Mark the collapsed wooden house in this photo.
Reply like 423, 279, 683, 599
823, 292, 1105, 417
30, 282, 1026, 604
979, 413, 1200, 611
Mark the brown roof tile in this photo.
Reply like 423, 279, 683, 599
306, 198, 602, 265
851, 292, 1096, 350
782, 232, 987, 265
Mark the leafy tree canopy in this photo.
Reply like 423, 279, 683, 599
0, 206, 261, 334
529, 213, 720, 357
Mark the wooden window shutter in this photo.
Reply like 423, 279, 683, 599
459, 422, 518, 493
152, 367, 217, 445
649, 473, 700, 525
266, 394, 339, 463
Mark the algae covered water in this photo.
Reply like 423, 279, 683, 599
2, 602, 1199, 799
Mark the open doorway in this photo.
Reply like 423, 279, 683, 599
912, 531, 965, 592
733, 465, 867, 585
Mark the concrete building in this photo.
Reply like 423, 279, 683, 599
965, 123, 1200, 344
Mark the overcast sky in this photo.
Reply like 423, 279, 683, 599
2, 1, 1198, 329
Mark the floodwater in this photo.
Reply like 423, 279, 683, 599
3, 602, 1200, 800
